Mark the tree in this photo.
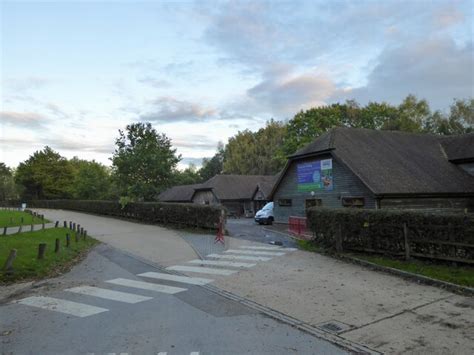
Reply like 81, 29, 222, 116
382, 94, 430, 132
15, 147, 74, 199
0, 163, 17, 200
111, 122, 180, 201
69, 158, 113, 200
223, 119, 286, 175
199, 142, 225, 181
173, 163, 202, 185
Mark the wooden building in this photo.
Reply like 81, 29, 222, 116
269, 128, 474, 224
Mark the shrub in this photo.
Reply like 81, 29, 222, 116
1, 200, 223, 230
306, 208, 474, 263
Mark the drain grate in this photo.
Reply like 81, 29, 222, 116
317, 320, 352, 334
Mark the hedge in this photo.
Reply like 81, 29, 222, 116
307, 208, 474, 263
0, 200, 223, 230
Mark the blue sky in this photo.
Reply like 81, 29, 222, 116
1, 0, 473, 168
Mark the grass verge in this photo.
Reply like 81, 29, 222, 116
0, 227, 98, 284
0, 210, 50, 228
297, 239, 474, 288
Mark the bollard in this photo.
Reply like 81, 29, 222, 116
55, 221, 59, 228
30, 224, 34, 232
2, 226, 6, 236
83, 230, 87, 240
4, 249, 17, 272
69, 221, 72, 230
77, 224, 80, 233
42, 222, 45, 230
72, 222, 76, 231
17, 225, 23, 234
66, 233, 70, 247
63, 221, 67, 228
55, 238, 60, 253
37, 243, 47, 259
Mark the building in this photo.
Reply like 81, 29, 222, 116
269, 128, 474, 223
158, 175, 276, 217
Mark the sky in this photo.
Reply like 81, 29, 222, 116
1, 0, 473, 169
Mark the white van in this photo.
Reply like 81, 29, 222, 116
254, 202, 274, 225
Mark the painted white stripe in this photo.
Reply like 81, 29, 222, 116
188, 259, 256, 268
16, 296, 108, 317
166, 265, 236, 276
138, 272, 213, 285
106, 278, 187, 294
240, 246, 297, 252
190, 352, 199, 355
157, 352, 167, 355
207, 253, 272, 262
66, 286, 152, 304
225, 249, 286, 256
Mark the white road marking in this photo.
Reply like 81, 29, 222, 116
66, 286, 152, 304
190, 352, 199, 355
225, 249, 286, 256
16, 296, 108, 317
105, 278, 187, 294
188, 259, 256, 268
137, 272, 213, 285
240, 246, 297, 251
166, 265, 236, 276
157, 352, 167, 355
207, 253, 272, 262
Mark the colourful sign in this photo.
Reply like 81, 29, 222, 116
297, 159, 333, 191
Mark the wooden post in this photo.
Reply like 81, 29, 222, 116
4, 249, 17, 272
72, 222, 76, 231
80, 227, 84, 236
335, 223, 343, 253
55, 238, 60, 253
42, 222, 45, 230
77, 224, 80, 233
66, 233, 70, 247
403, 222, 410, 261
2, 226, 6, 236
83, 230, 87, 240
30, 224, 34, 232
55, 221, 59, 228
63, 221, 67, 228
17, 225, 23, 234
69, 221, 72, 230
37, 243, 47, 259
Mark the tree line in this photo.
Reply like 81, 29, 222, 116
1, 95, 472, 202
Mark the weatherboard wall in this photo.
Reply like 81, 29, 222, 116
273, 153, 376, 223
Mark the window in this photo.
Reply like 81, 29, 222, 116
305, 199, 322, 210
342, 197, 365, 208
278, 199, 292, 206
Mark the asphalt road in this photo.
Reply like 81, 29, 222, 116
226, 218, 297, 248
0, 243, 346, 355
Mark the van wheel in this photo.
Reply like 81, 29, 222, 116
267, 217, 274, 225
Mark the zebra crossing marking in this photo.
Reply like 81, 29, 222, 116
239, 246, 297, 252
207, 253, 272, 261
138, 272, 213, 285
188, 259, 256, 268
16, 296, 108, 317
166, 265, 236, 276
106, 278, 187, 294
225, 249, 286, 256
66, 286, 152, 304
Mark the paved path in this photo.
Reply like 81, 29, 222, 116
31, 208, 198, 267
0, 244, 347, 355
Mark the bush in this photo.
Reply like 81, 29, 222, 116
306, 208, 474, 263
1, 200, 223, 230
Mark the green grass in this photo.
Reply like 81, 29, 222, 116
0, 210, 50, 228
0, 227, 98, 283
351, 253, 474, 288
297, 239, 474, 288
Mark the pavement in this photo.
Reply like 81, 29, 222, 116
2, 210, 473, 354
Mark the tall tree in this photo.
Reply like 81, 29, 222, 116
15, 147, 74, 199
199, 142, 225, 181
111, 122, 180, 201
0, 163, 17, 200
69, 158, 113, 200
383, 94, 430, 132
173, 163, 202, 185
223, 119, 286, 175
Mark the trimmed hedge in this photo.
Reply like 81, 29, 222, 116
1, 200, 223, 230
307, 208, 474, 263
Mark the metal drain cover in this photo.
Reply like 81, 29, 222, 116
316, 320, 352, 334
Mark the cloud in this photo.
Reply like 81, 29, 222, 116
137, 76, 171, 88
5, 76, 50, 92
246, 67, 336, 115
42, 137, 114, 154
0, 111, 48, 128
433, 5, 465, 28
332, 38, 474, 110
139, 97, 217, 123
